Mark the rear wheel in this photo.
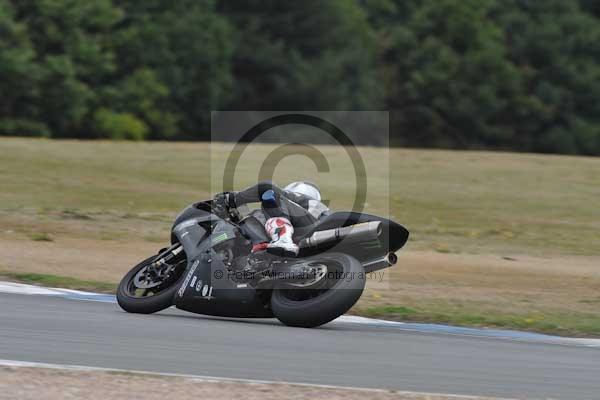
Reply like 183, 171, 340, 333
271, 252, 365, 328
117, 249, 186, 314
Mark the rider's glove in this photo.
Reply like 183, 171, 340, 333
213, 192, 239, 220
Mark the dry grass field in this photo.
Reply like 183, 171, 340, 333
1, 137, 599, 336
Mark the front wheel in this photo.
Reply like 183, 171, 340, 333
117, 249, 186, 314
271, 252, 365, 328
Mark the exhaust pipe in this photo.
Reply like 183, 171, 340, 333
299, 221, 382, 249
362, 252, 397, 273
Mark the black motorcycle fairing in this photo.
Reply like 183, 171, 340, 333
173, 252, 273, 318
171, 207, 272, 318
296, 211, 409, 261
170, 202, 213, 244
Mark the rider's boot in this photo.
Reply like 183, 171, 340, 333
264, 217, 299, 257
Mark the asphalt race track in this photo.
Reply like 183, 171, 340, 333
1, 291, 600, 400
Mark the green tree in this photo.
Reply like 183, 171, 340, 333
372, 0, 600, 155
1, 0, 599, 154
378, 0, 523, 149
0, 0, 46, 136
492, 0, 600, 155
113, 0, 232, 138
10, 0, 121, 137
219, 0, 383, 111
3, 0, 225, 140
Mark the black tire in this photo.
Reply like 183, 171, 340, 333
117, 255, 184, 314
271, 252, 365, 328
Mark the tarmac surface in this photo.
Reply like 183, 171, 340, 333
1, 291, 600, 399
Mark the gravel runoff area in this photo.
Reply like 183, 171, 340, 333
0, 365, 511, 400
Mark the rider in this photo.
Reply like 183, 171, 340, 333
214, 181, 329, 256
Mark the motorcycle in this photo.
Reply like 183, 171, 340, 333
117, 199, 409, 328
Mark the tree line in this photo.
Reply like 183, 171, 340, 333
1, 0, 599, 155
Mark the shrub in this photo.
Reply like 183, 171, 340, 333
93, 109, 148, 141
0, 119, 50, 137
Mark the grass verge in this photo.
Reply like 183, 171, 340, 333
358, 304, 600, 337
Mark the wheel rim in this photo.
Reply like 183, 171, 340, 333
284, 262, 328, 288
125, 256, 185, 298
278, 259, 345, 302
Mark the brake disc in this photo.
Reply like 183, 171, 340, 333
133, 264, 165, 289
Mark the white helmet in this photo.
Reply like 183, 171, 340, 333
284, 181, 322, 201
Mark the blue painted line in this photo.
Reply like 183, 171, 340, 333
377, 321, 564, 341
353, 318, 554, 339
335, 316, 581, 343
